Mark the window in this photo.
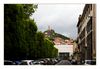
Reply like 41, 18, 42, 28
87, 17, 92, 33
87, 32, 92, 60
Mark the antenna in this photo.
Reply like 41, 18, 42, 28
48, 25, 51, 30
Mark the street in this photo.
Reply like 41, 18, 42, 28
4, 4, 96, 66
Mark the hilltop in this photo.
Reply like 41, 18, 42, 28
44, 29, 70, 41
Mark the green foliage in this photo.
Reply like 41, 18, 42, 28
4, 4, 58, 60
4, 4, 38, 60
43, 38, 58, 58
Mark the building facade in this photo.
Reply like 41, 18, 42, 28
54, 45, 73, 60
77, 4, 96, 62
53, 37, 73, 45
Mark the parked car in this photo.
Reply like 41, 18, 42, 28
71, 59, 77, 65
19, 60, 34, 65
41, 59, 48, 65
4, 60, 16, 65
56, 58, 61, 62
50, 58, 58, 65
14, 60, 21, 65
85, 60, 96, 65
32, 60, 43, 65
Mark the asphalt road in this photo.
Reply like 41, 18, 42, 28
56, 60, 71, 65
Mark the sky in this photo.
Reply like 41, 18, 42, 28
32, 4, 85, 40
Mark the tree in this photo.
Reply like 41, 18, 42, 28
4, 4, 37, 60
4, 4, 58, 60
44, 38, 58, 58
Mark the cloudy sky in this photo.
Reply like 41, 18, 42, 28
32, 4, 85, 39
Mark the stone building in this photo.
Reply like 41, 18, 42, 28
77, 4, 96, 62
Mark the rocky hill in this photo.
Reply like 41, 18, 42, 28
44, 29, 70, 40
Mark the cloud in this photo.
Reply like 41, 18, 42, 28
32, 4, 85, 39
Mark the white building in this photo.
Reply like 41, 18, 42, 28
54, 45, 73, 59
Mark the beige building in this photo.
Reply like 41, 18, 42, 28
54, 45, 73, 59
77, 4, 96, 61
